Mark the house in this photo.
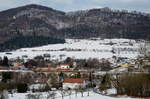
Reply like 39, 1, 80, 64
0, 66, 9, 70
119, 63, 133, 67
63, 78, 87, 89
58, 64, 70, 69
56, 68, 72, 71
12, 65, 27, 70
34, 67, 55, 72
12, 63, 27, 70
56, 64, 74, 71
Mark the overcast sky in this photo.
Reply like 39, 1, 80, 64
0, 0, 150, 13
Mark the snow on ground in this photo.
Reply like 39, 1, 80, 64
9, 91, 135, 99
0, 38, 142, 61
106, 88, 117, 95
63, 92, 134, 99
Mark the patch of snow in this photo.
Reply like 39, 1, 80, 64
106, 88, 117, 95
29, 84, 46, 90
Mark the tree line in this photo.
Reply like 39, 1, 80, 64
0, 36, 65, 52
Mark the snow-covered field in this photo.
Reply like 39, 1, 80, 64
0, 38, 143, 61
9, 91, 135, 99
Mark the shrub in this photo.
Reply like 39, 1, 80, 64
0, 82, 17, 91
2, 72, 12, 83
0, 83, 9, 91
17, 83, 28, 93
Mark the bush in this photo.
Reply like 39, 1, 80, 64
114, 73, 150, 97
0, 83, 9, 91
17, 83, 28, 93
2, 72, 12, 83
0, 82, 17, 91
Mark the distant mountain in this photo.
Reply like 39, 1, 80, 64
0, 4, 150, 50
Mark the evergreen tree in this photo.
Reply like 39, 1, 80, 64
2, 56, 9, 67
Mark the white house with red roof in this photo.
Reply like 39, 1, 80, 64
63, 78, 87, 89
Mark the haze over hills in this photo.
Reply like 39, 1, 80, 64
0, 4, 150, 51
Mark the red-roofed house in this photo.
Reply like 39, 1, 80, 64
57, 64, 70, 69
63, 78, 87, 89
34, 67, 55, 72
56, 68, 72, 71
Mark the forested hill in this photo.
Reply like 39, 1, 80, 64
0, 4, 150, 48
65, 8, 150, 39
